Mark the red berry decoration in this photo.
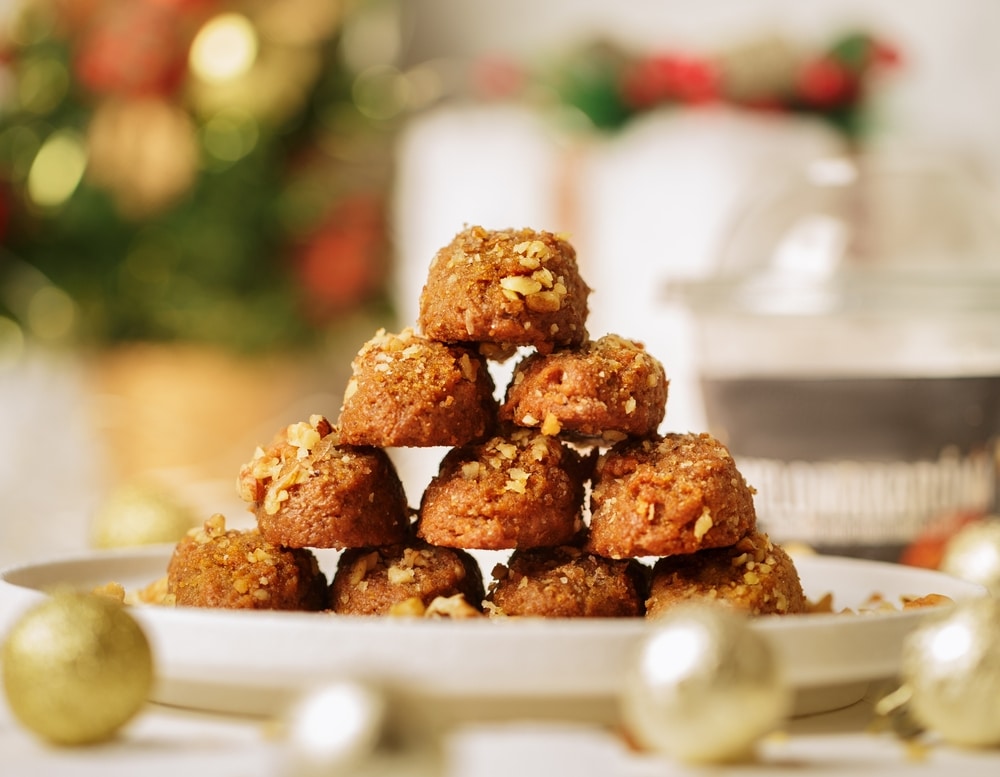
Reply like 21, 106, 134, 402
796, 56, 856, 108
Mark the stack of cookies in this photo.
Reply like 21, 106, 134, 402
166, 226, 806, 619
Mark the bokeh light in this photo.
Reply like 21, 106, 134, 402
202, 110, 260, 164
26, 284, 76, 342
190, 14, 259, 84
352, 66, 410, 121
16, 56, 68, 115
26, 129, 87, 208
0, 316, 26, 369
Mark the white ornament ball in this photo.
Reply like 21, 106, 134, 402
901, 596, 1000, 747
940, 517, 1000, 597
282, 681, 386, 776
621, 603, 790, 763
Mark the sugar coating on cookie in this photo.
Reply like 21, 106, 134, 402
500, 334, 667, 441
167, 514, 327, 610
338, 327, 497, 448
645, 531, 807, 617
237, 415, 410, 549
585, 432, 757, 559
417, 428, 588, 550
486, 544, 648, 618
418, 226, 590, 355
330, 539, 485, 616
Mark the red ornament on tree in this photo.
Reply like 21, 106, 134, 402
74, 1, 196, 97
295, 194, 387, 323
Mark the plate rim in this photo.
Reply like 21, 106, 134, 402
0, 545, 987, 704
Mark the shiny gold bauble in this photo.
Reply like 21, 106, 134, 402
621, 603, 790, 763
940, 516, 1000, 597
92, 480, 196, 549
1, 592, 154, 745
901, 596, 1000, 747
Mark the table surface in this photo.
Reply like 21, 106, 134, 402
3, 680, 1000, 777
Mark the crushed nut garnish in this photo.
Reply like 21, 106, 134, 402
693, 508, 714, 541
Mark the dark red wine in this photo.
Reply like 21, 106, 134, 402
701, 375, 1000, 561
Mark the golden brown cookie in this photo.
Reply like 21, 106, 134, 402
418, 226, 590, 355
417, 428, 589, 549
500, 334, 667, 441
486, 544, 648, 617
338, 327, 498, 448
238, 415, 410, 549
585, 433, 756, 559
167, 514, 327, 610
645, 531, 807, 617
330, 539, 485, 616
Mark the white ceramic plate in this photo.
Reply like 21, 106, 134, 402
0, 547, 985, 727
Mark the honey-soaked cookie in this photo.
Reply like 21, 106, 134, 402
338, 327, 497, 448
330, 539, 484, 616
238, 415, 410, 549
417, 428, 589, 550
486, 544, 648, 618
501, 334, 667, 442
418, 226, 590, 355
167, 514, 327, 611
646, 531, 807, 617
585, 433, 756, 559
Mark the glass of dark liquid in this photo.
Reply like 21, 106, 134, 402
672, 154, 1000, 562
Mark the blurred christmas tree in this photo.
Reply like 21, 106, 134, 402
0, 0, 400, 353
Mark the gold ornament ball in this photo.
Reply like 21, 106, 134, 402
92, 481, 196, 549
2, 592, 154, 745
940, 516, 1000, 597
621, 603, 790, 763
901, 596, 1000, 747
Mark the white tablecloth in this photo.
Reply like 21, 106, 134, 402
3, 681, 1000, 777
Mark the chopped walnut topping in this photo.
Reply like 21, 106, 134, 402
92, 581, 126, 602
128, 575, 173, 606
458, 353, 477, 381
263, 467, 305, 515
513, 239, 552, 262
348, 551, 381, 586
388, 597, 426, 617
424, 594, 482, 619
525, 288, 565, 313
246, 547, 273, 564
287, 421, 321, 459
541, 412, 562, 436
189, 513, 228, 543
500, 275, 543, 300
495, 442, 518, 460
387, 565, 416, 585
504, 468, 530, 494
693, 508, 714, 541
